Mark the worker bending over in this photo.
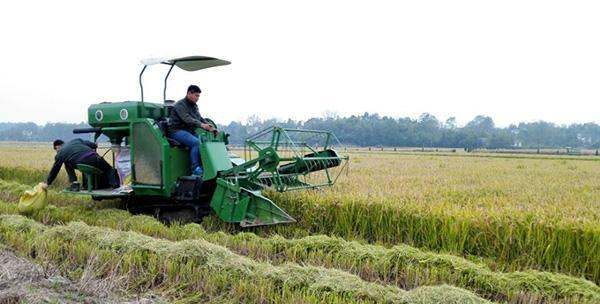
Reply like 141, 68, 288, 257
169, 85, 217, 176
41, 139, 119, 190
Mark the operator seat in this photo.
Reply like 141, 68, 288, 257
164, 100, 176, 116
156, 118, 185, 148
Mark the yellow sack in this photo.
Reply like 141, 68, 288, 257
18, 183, 48, 214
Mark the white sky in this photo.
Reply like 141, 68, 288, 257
0, 1, 598, 127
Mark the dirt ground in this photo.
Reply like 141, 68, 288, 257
0, 248, 166, 304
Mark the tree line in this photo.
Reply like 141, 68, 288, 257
1, 113, 599, 149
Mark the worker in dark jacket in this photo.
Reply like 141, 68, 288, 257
41, 138, 119, 190
169, 85, 217, 176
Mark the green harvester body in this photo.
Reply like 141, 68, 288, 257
66, 56, 348, 227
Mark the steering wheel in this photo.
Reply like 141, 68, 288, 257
203, 118, 219, 136
203, 118, 218, 129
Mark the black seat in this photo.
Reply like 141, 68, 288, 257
156, 119, 184, 148
164, 100, 176, 116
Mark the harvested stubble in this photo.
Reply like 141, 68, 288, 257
0, 184, 597, 303
0, 214, 491, 304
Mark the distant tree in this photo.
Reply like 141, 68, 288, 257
1, 114, 599, 149
444, 117, 458, 130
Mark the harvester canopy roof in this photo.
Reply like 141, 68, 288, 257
141, 56, 231, 71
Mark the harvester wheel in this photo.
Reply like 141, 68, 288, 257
159, 207, 198, 224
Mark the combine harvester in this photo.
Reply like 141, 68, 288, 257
66, 56, 349, 227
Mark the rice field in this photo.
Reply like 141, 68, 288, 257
0, 143, 599, 303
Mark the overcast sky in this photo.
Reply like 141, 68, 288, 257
0, 1, 598, 127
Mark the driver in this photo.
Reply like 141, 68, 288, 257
169, 85, 217, 176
